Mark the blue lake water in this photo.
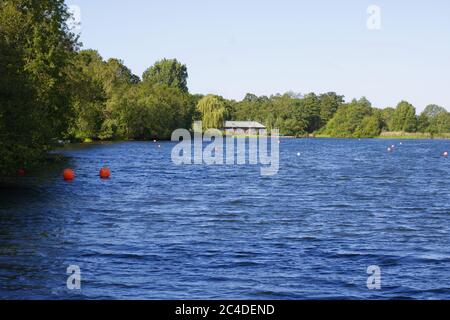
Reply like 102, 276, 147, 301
0, 138, 449, 299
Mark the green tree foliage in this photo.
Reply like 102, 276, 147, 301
299, 93, 321, 132
354, 114, 383, 138
391, 101, 417, 132
417, 105, 449, 134
68, 50, 107, 140
0, 0, 78, 175
422, 104, 447, 119
69, 56, 194, 140
230, 92, 344, 136
380, 107, 395, 131
428, 111, 450, 135
271, 94, 307, 136
125, 84, 194, 140
319, 92, 345, 125
68, 50, 141, 141
323, 98, 373, 137
142, 58, 188, 92
417, 113, 430, 133
196, 95, 227, 130
232, 94, 270, 125
96, 58, 141, 139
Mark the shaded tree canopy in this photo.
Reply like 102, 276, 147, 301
0, 0, 78, 174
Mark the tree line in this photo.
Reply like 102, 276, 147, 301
185, 92, 450, 139
1, 0, 449, 175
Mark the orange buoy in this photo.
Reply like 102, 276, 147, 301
17, 168, 26, 177
99, 167, 111, 179
63, 169, 75, 181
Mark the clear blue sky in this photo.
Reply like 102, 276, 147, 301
68, 0, 450, 111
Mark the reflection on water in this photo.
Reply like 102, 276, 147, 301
0, 139, 449, 299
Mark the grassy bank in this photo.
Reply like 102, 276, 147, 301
378, 132, 450, 139
312, 132, 450, 139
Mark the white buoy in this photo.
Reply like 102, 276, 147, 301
387, 147, 392, 152
297, 152, 301, 157
443, 151, 449, 157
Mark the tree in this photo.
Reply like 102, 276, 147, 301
102, 58, 140, 94
391, 101, 417, 132
142, 58, 188, 92
231, 91, 344, 136
355, 115, 382, 138
319, 92, 345, 125
300, 93, 322, 133
323, 98, 373, 137
66, 50, 141, 141
196, 95, 227, 130
423, 104, 447, 119
0, 0, 78, 175
428, 111, 450, 135
380, 107, 395, 131
68, 50, 107, 140
417, 113, 430, 133
282, 118, 307, 137
103, 82, 194, 140
243, 93, 259, 102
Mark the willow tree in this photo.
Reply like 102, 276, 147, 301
196, 95, 227, 130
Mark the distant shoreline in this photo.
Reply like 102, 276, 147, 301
314, 131, 450, 140
66, 133, 450, 146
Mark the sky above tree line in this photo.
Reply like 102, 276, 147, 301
68, 0, 450, 112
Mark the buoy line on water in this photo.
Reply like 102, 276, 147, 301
14, 144, 449, 180
61, 167, 111, 181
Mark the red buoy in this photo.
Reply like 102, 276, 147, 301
17, 168, 26, 177
63, 169, 75, 181
99, 167, 111, 179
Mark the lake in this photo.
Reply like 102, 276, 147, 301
0, 138, 449, 299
